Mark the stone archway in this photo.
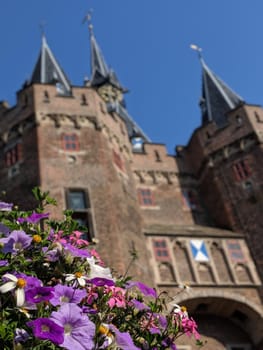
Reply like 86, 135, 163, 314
173, 290, 263, 349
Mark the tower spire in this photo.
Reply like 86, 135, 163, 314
29, 34, 71, 95
191, 45, 244, 127
84, 12, 124, 90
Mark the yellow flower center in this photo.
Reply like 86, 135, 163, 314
75, 272, 82, 278
64, 323, 72, 335
33, 235, 42, 243
16, 278, 27, 289
181, 306, 187, 312
99, 324, 112, 337
41, 325, 50, 332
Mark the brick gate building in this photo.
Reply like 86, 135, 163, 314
0, 23, 262, 349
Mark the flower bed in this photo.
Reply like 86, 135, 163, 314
0, 188, 202, 349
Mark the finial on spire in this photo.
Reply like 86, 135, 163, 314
190, 44, 203, 60
83, 9, 94, 35
39, 20, 47, 39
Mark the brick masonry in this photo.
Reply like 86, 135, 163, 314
0, 83, 263, 348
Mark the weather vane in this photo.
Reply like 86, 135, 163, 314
39, 20, 47, 38
190, 44, 203, 59
83, 9, 94, 34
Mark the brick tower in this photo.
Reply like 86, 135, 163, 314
0, 25, 262, 349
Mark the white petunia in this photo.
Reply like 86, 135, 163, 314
87, 257, 113, 280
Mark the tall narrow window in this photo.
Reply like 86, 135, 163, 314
5, 143, 23, 167
226, 240, 246, 263
182, 189, 198, 210
62, 134, 79, 151
232, 160, 251, 182
153, 239, 170, 261
137, 188, 155, 206
66, 189, 94, 241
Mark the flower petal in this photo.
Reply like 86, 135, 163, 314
78, 278, 86, 287
3, 273, 18, 282
0, 281, 16, 293
16, 288, 25, 307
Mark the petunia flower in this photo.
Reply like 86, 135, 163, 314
0, 230, 32, 254
14, 328, 29, 344
50, 303, 95, 350
88, 277, 115, 287
87, 256, 113, 280
130, 299, 150, 311
0, 201, 13, 211
0, 273, 27, 306
63, 242, 91, 258
26, 286, 55, 304
17, 211, 49, 224
27, 318, 64, 345
50, 284, 86, 306
109, 325, 140, 350
0, 223, 10, 236
127, 281, 157, 298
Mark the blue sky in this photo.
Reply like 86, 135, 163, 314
1, 1, 263, 154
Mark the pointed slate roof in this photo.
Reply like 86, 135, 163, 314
107, 101, 150, 142
88, 23, 149, 143
200, 58, 244, 127
89, 26, 124, 91
30, 35, 71, 95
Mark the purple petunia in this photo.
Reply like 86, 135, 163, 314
17, 211, 49, 224
0, 201, 13, 211
26, 286, 55, 304
127, 281, 157, 298
50, 303, 95, 350
89, 277, 115, 287
109, 325, 140, 350
0, 223, 10, 236
14, 328, 29, 344
27, 318, 64, 345
0, 230, 32, 254
62, 242, 91, 258
0, 260, 8, 266
50, 284, 86, 306
130, 299, 150, 311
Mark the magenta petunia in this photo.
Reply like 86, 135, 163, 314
17, 211, 49, 224
27, 318, 64, 345
89, 277, 115, 287
26, 286, 55, 303
50, 284, 86, 306
50, 303, 95, 350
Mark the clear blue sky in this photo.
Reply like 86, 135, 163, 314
1, 1, 263, 154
